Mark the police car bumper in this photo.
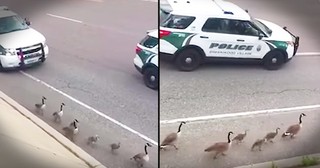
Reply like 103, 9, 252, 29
134, 54, 143, 73
0, 46, 49, 69
283, 27, 300, 56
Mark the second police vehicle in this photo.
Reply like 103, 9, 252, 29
159, 0, 299, 71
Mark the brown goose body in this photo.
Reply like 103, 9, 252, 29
232, 130, 248, 143
160, 121, 186, 150
204, 142, 229, 152
251, 139, 265, 151
131, 143, 152, 167
265, 128, 280, 142
110, 142, 121, 151
282, 113, 306, 138
204, 131, 233, 159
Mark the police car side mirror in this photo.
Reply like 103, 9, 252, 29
25, 18, 31, 26
258, 33, 264, 40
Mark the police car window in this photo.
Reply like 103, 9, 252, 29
140, 35, 158, 49
202, 18, 260, 36
161, 14, 195, 29
229, 20, 260, 36
202, 18, 233, 34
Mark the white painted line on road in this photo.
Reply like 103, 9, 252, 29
20, 71, 158, 146
296, 52, 320, 56
86, 0, 104, 2
141, 0, 158, 2
47, 13, 83, 24
160, 104, 320, 124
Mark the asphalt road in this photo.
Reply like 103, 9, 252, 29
160, 0, 320, 167
0, 0, 158, 168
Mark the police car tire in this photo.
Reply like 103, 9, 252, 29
175, 49, 202, 71
0, 62, 4, 71
143, 67, 158, 90
263, 51, 285, 70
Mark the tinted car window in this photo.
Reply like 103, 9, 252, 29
161, 14, 195, 29
202, 18, 260, 36
140, 35, 158, 49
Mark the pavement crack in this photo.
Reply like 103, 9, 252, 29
240, 88, 320, 96
59, 82, 96, 97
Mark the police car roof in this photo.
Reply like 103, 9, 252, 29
147, 29, 158, 38
0, 6, 17, 18
168, 0, 251, 21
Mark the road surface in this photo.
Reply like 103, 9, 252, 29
0, 0, 158, 167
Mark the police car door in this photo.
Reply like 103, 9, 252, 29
200, 18, 265, 59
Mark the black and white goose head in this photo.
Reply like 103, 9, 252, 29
143, 143, 152, 162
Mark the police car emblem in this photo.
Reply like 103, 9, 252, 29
257, 45, 261, 52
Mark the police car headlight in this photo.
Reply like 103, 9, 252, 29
0, 46, 16, 56
286, 41, 294, 46
42, 41, 47, 48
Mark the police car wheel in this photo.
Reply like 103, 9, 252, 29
263, 51, 285, 70
143, 67, 158, 90
175, 49, 202, 71
0, 62, 3, 71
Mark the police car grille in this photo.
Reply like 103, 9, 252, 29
16, 43, 43, 59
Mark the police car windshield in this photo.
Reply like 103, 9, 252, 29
161, 14, 196, 29
0, 15, 29, 34
251, 19, 272, 36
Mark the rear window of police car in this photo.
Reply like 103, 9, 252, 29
140, 35, 158, 48
161, 14, 196, 29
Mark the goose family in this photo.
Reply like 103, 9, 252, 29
34, 96, 127, 159
161, 113, 307, 160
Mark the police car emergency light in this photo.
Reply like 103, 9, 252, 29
159, 0, 300, 71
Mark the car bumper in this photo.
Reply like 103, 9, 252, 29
134, 54, 143, 73
283, 27, 299, 56
0, 45, 49, 69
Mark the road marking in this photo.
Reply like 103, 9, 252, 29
296, 52, 320, 56
47, 13, 83, 24
141, 0, 158, 2
20, 71, 158, 146
160, 104, 320, 124
86, 0, 104, 2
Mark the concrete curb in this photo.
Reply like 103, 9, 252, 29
235, 153, 320, 168
0, 91, 106, 168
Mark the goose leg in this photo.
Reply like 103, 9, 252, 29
213, 152, 219, 159
172, 144, 178, 150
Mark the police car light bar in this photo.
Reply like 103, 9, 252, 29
224, 11, 234, 15
0, 6, 9, 10
212, 0, 234, 15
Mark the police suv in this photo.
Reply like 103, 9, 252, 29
134, 30, 158, 90
159, 0, 299, 71
0, 6, 48, 70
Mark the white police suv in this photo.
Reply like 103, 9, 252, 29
159, 0, 299, 71
0, 6, 48, 70
134, 29, 158, 90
